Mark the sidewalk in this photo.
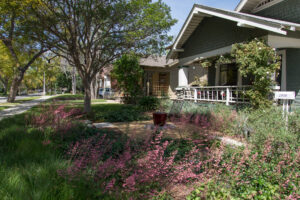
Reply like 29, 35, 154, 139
0, 96, 53, 121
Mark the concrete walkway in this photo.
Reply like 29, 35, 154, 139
0, 96, 53, 121
0, 93, 43, 103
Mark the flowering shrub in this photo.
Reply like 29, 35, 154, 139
57, 129, 220, 199
27, 104, 83, 133
188, 138, 300, 199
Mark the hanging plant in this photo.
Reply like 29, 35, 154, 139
200, 59, 213, 68
215, 54, 235, 66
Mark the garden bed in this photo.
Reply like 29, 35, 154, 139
0, 96, 299, 199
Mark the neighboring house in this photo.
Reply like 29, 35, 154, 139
140, 56, 178, 98
98, 57, 178, 98
167, 0, 300, 107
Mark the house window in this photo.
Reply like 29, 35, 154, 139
219, 64, 238, 86
275, 55, 282, 87
159, 73, 167, 86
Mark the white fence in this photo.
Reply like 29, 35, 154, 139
176, 86, 251, 105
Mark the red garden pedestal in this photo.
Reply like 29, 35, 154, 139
153, 112, 167, 126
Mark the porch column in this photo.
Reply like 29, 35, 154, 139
215, 64, 220, 86
178, 66, 189, 86
237, 71, 242, 86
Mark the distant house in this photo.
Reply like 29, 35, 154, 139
98, 56, 178, 98
167, 0, 300, 107
140, 56, 178, 98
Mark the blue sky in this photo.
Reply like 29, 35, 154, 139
162, 0, 241, 37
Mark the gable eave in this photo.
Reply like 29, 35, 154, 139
167, 4, 300, 60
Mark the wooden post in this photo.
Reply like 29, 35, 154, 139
194, 88, 197, 102
147, 81, 150, 96
226, 87, 230, 106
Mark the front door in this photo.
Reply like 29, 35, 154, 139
219, 63, 238, 86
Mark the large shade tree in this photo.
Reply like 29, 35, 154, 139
0, 0, 48, 102
32, 0, 176, 113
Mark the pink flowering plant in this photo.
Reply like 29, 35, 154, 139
55, 127, 223, 199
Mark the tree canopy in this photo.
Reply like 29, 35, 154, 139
32, 0, 176, 112
0, 0, 48, 101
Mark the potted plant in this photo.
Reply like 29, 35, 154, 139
153, 105, 167, 126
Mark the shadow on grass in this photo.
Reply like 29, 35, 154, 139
0, 115, 74, 199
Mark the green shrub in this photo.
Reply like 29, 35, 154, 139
138, 96, 160, 111
159, 99, 173, 113
236, 107, 300, 147
187, 180, 232, 200
90, 104, 150, 122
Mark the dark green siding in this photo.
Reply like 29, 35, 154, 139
256, 0, 300, 23
286, 48, 300, 109
179, 17, 267, 59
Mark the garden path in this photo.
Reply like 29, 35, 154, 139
92, 120, 246, 147
0, 96, 53, 121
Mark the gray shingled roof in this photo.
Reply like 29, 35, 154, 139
139, 56, 175, 68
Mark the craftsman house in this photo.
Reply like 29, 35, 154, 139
140, 56, 178, 98
98, 56, 178, 98
167, 0, 300, 107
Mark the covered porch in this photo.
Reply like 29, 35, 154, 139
175, 45, 288, 105
143, 70, 170, 97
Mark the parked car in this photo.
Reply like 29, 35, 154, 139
99, 88, 114, 98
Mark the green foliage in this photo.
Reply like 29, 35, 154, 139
138, 96, 160, 111
200, 58, 213, 68
0, 114, 75, 199
187, 181, 232, 200
164, 139, 193, 161
232, 39, 280, 108
89, 104, 150, 122
112, 54, 144, 103
152, 192, 174, 200
237, 107, 300, 147
215, 54, 235, 66
32, 0, 176, 112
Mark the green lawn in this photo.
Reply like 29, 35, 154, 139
0, 106, 9, 111
46, 94, 106, 105
0, 114, 74, 199
0, 98, 148, 199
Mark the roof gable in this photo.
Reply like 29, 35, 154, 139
168, 4, 300, 59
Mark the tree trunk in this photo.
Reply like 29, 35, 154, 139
3, 85, 7, 95
72, 66, 76, 95
83, 79, 92, 113
7, 73, 23, 102
43, 71, 46, 95
90, 73, 99, 100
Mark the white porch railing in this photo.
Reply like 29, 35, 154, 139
176, 86, 251, 105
